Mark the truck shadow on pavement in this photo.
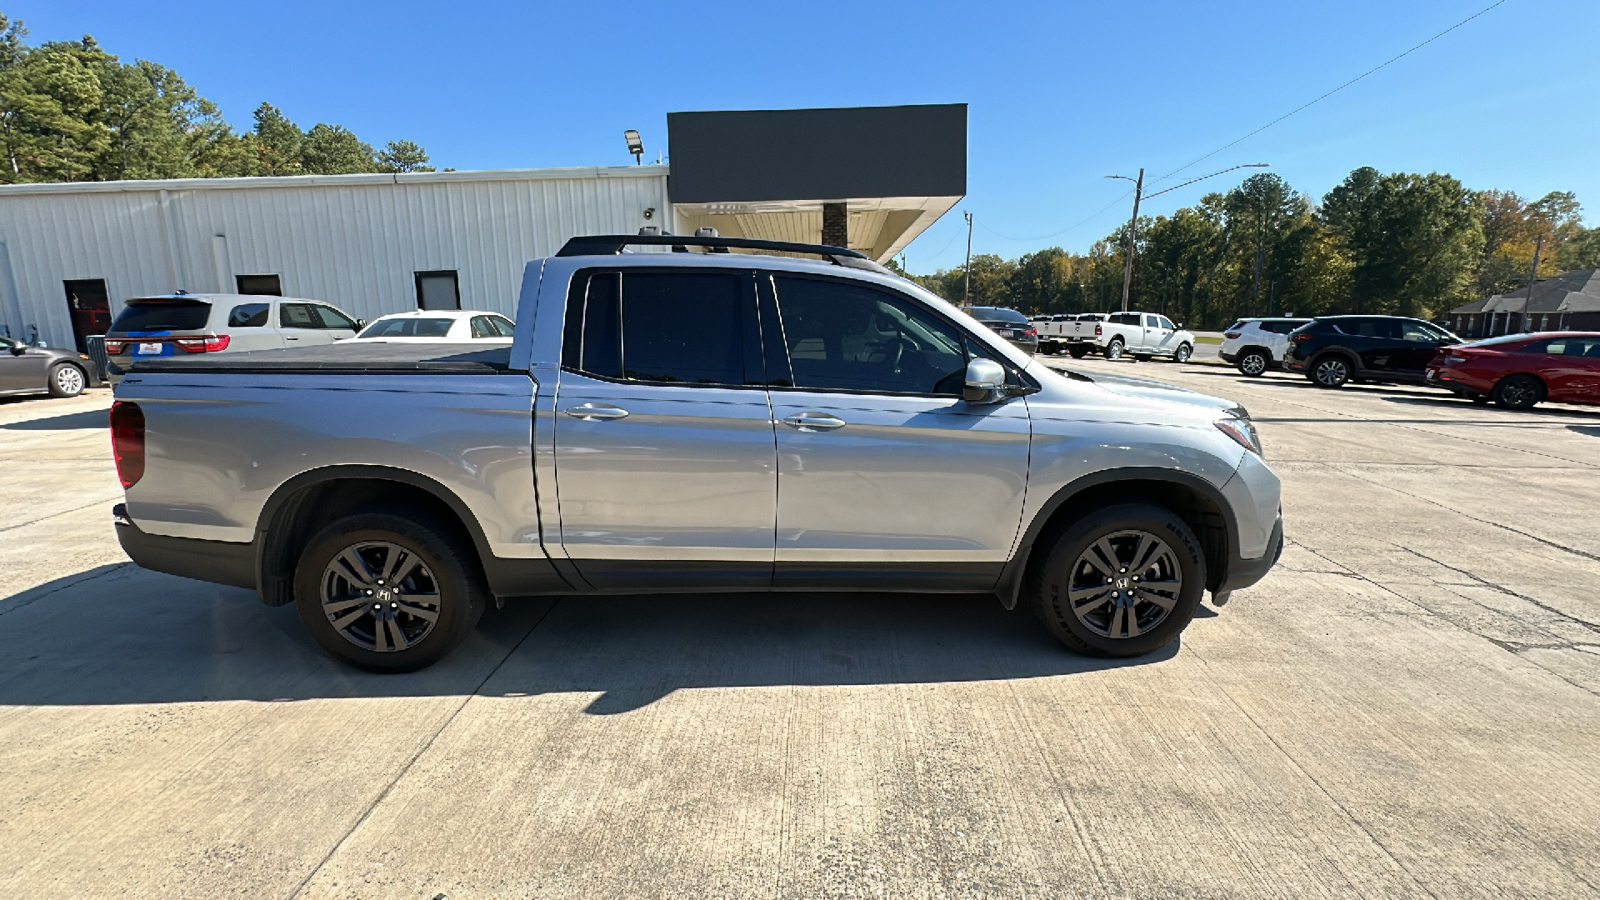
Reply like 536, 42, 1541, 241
0, 564, 1176, 714
0, 409, 110, 430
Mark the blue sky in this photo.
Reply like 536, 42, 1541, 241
12, 1, 1597, 272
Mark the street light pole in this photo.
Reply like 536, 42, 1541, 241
1104, 163, 1270, 314
962, 211, 973, 306
1114, 169, 1144, 313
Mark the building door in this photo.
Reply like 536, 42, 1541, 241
415, 271, 460, 310
63, 279, 112, 352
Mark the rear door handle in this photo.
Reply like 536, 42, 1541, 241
781, 412, 846, 431
566, 403, 629, 421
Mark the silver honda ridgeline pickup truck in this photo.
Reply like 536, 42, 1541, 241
111, 234, 1282, 671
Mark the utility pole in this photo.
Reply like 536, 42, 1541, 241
1522, 234, 1543, 334
962, 211, 973, 306
1117, 169, 1144, 313
1105, 163, 1268, 315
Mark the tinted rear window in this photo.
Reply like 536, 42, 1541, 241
110, 300, 213, 333
969, 307, 1028, 323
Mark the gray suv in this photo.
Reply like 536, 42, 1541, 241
111, 233, 1283, 671
104, 293, 360, 382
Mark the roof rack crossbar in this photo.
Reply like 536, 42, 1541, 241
556, 234, 873, 266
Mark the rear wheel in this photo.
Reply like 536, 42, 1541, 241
1236, 350, 1269, 377
1491, 374, 1544, 410
47, 362, 86, 398
1104, 338, 1125, 360
1171, 343, 1192, 363
1310, 355, 1351, 388
294, 512, 486, 671
1024, 502, 1206, 658
1068, 346, 1089, 359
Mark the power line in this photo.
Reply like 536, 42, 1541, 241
1149, 0, 1511, 185
973, 190, 1133, 242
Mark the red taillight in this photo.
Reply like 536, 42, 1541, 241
104, 340, 126, 354
1023, 326, 1037, 337
174, 334, 230, 353
110, 401, 145, 489
1292, 333, 1313, 343
1094, 324, 1103, 336
1224, 332, 1241, 339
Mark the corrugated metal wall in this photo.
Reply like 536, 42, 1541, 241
0, 166, 669, 347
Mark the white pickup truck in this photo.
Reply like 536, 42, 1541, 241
1032, 313, 1108, 358
1093, 312, 1195, 363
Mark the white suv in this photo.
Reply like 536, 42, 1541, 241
1219, 318, 1312, 376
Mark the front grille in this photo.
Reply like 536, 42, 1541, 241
84, 335, 110, 382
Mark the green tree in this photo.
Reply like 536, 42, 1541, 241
301, 122, 376, 174
377, 138, 433, 173
250, 102, 302, 175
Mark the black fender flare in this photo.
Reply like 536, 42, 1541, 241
993, 467, 1239, 609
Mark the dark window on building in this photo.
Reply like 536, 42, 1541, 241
773, 276, 969, 395
235, 274, 283, 296
415, 270, 460, 310
228, 303, 270, 328
562, 270, 749, 386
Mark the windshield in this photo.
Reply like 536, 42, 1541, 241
109, 299, 212, 333
359, 317, 455, 338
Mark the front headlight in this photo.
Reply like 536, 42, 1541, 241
1215, 417, 1263, 457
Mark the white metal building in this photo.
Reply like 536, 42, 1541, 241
0, 104, 966, 350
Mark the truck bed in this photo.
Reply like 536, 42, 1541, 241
125, 343, 512, 376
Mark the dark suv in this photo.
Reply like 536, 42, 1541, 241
1284, 316, 1461, 388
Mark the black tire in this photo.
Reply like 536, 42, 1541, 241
1023, 502, 1207, 658
1491, 374, 1544, 410
293, 512, 486, 672
46, 362, 87, 398
1104, 338, 1125, 360
1309, 354, 1352, 388
1132, 354, 1152, 363
1236, 349, 1270, 377
1068, 346, 1089, 359
1170, 343, 1192, 364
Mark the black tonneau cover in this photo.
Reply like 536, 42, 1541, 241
126, 343, 512, 376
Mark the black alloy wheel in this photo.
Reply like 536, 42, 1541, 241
294, 512, 485, 671
1025, 502, 1206, 658
1491, 374, 1544, 410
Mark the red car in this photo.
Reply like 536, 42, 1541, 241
1425, 332, 1600, 409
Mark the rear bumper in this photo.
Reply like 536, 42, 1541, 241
113, 503, 256, 591
1219, 511, 1283, 594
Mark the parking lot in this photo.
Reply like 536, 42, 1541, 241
2, 363, 1598, 899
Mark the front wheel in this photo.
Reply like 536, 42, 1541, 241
1492, 374, 1544, 410
1023, 503, 1206, 658
294, 512, 486, 671
1103, 339, 1125, 360
1310, 355, 1351, 388
47, 363, 86, 398
1170, 344, 1192, 363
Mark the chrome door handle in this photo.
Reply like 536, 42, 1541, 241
781, 412, 846, 431
566, 403, 629, 421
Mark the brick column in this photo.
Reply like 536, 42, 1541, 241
822, 202, 848, 248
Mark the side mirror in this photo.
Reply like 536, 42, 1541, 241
9, 345, 24, 356
355, 319, 366, 328
963, 358, 1007, 404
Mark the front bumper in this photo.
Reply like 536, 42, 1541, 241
114, 503, 257, 590
1219, 510, 1283, 594
1219, 350, 1237, 364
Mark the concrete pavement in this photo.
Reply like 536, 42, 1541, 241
1, 373, 1597, 898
